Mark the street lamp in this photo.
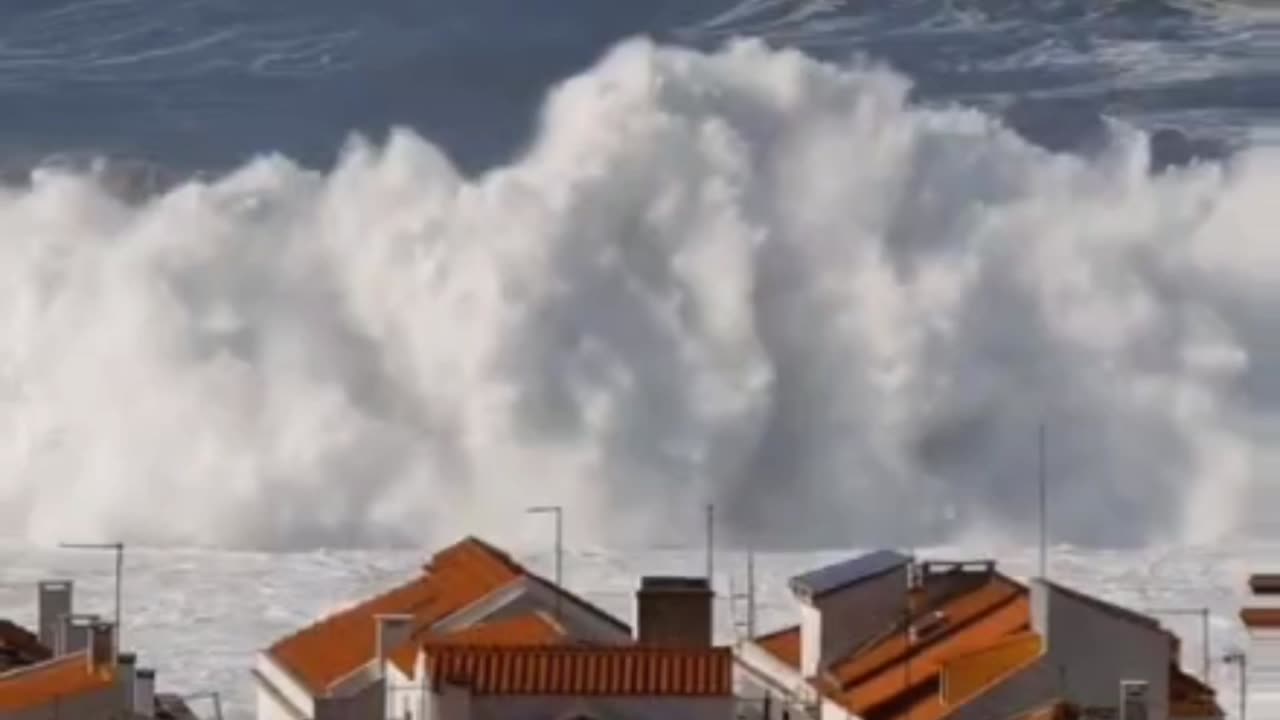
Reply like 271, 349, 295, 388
526, 506, 563, 620
1145, 606, 1211, 680
1224, 650, 1247, 720
59, 541, 124, 653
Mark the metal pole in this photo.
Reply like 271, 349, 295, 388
1038, 423, 1047, 579
746, 547, 756, 638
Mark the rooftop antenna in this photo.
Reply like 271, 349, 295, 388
1038, 422, 1048, 580
746, 546, 756, 638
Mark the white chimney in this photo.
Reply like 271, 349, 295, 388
60, 613, 99, 655
376, 614, 415, 663
135, 668, 156, 719
37, 581, 72, 653
118, 653, 137, 715
88, 622, 115, 671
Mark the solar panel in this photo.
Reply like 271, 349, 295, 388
788, 550, 909, 600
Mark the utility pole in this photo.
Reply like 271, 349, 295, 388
1038, 423, 1048, 579
1146, 607, 1212, 681
527, 506, 563, 620
746, 547, 756, 638
59, 541, 124, 654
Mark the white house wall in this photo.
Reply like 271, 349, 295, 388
802, 567, 909, 676
733, 641, 822, 720
254, 652, 316, 720
1032, 581, 1172, 720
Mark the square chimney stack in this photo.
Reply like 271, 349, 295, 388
635, 576, 713, 647
37, 581, 73, 654
88, 621, 115, 671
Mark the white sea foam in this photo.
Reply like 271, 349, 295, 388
0, 38, 1276, 550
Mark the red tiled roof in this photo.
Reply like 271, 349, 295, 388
0, 654, 116, 711
269, 537, 524, 694
0, 621, 50, 671
389, 612, 571, 676
757, 626, 800, 669
1170, 665, 1223, 719
1241, 607, 1280, 628
1249, 574, 1280, 595
423, 646, 733, 696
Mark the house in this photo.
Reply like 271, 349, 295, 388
733, 552, 1223, 720
1239, 573, 1280, 719
256, 536, 735, 720
0, 580, 178, 720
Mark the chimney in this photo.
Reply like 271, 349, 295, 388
88, 622, 115, 671
375, 615, 415, 663
37, 581, 73, 653
118, 653, 137, 715
135, 669, 156, 719
635, 577, 713, 647
60, 614, 99, 655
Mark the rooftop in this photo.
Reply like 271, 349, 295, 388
0, 652, 115, 711
422, 645, 733, 696
789, 550, 910, 601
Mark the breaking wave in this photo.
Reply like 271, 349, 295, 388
0, 39, 1276, 550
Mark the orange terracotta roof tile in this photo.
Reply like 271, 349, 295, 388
832, 576, 1027, 689
756, 626, 800, 669
423, 645, 733, 696
1241, 607, 1280, 628
269, 536, 524, 694
0, 653, 116, 711
389, 612, 571, 676
940, 631, 1043, 707
835, 581, 1031, 715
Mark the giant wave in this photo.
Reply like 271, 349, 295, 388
0, 39, 1275, 550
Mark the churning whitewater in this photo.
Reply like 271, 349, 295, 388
0, 39, 1276, 550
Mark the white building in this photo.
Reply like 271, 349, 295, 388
1239, 573, 1280, 720
733, 552, 1222, 720
256, 536, 734, 720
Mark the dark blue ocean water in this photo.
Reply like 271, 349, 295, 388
0, 0, 1276, 178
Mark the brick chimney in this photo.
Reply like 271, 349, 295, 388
37, 581, 72, 654
88, 622, 115, 671
135, 668, 155, 719
635, 576, 713, 647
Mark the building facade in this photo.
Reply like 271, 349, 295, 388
733, 553, 1222, 720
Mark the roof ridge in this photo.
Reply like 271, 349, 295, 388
1036, 579, 1159, 629
0, 651, 86, 681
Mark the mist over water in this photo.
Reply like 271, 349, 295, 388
0, 39, 1277, 550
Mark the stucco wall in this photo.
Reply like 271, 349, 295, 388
801, 566, 909, 676
433, 694, 733, 720
1032, 580, 1172, 720
253, 653, 314, 720
314, 676, 384, 720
